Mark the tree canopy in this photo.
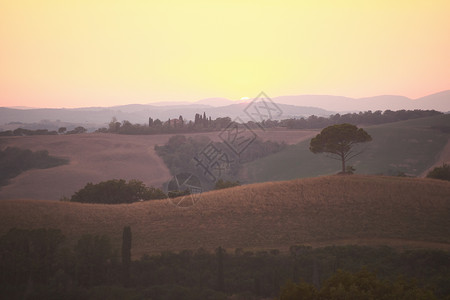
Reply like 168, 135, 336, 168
279, 268, 437, 300
70, 179, 166, 204
426, 163, 450, 181
309, 123, 372, 173
0, 146, 68, 186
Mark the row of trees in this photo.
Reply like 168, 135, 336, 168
0, 126, 87, 136
280, 109, 442, 129
0, 228, 124, 298
1, 228, 448, 299
99, 114, 233, 135
97, 109, 442, 135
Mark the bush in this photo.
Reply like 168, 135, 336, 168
279, 269, 437, 300
426, 163, 450, 181
214, 179, 240, 190
70, 179, 167, 204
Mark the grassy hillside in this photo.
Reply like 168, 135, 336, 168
0, 133, 172, 200
0, 175, 449, 258
243, 114, 450, 183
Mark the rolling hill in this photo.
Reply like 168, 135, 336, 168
243, 114, 450, 183
0, 175, 449, 258
0, 133, 173, 200
0, 129, 315, 200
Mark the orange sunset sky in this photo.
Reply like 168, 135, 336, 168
0, 0, 449, 108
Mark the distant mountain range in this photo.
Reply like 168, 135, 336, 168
273, 90, 450, 112
1, 90, 448, 130
125, 90, 450, 111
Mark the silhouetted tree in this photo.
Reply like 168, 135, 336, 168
153, 119, 162, 127
310, 124, 372, 173
66, 126, 87, 134
58, 127, 67, 134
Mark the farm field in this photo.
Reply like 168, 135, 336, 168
0, 129, 316, 200
0, 175, 449, 258
243, 114, 450, 183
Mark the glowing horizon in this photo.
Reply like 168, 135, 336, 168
1, 1, 449, 108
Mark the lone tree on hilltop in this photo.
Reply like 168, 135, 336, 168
309, 123, 372, 173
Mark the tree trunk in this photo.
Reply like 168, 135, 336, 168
341, 153, 346, 173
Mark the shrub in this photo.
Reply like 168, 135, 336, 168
70, 179, 166, 204
426, 163, 450, 181
427, 164, 450, 181
214, 179, 241, 190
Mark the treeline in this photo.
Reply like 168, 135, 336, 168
0, 110, 440, 137
0, 128, 58, 136
0, 228, 119, 299
96, 114, 233, 135
0, 228, 448, 299
278, 109, 442, 129
95, 109, 442, 135
0, 126, 87, 136
0, 146, 68, 186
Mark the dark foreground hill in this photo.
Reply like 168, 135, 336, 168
0, 175, 449, 258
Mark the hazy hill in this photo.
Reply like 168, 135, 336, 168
273, 90, 450, 112
414, 90, 450, 112
273, 94, 413, 112
195, 97, 235, 106
243, 114, 450, 182
0, 175, 448, 258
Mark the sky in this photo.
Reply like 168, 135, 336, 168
0, 0, 449, 108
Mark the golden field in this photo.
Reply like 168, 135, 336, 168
0, 175, 449, 258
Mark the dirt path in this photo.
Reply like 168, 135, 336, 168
420, 137, 450, 177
